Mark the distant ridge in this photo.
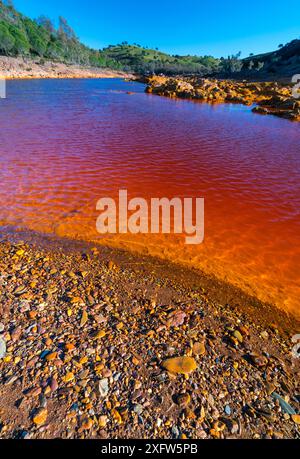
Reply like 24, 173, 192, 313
0, 1, 219, 75
241, 39, 300, 79
0, 0, 299, 78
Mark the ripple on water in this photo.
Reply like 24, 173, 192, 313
0, 78, 299, 317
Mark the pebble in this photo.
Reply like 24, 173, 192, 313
25, 387, 42, 398
0, 241, 299, 440
50, 377, 58, 392
40, 351, 50, 359
167, 310, 187, 327
33, 408, 48, 426
162, 356, 197, 375
261, 331, 269, 340
98, 415, 108, 428
238, 325, 250, 336
224, 405, 231, 416
207, 394, 215, 407
45, 352, 57, 361
176, 393, 191, 408
171, 425, 180, 438
79, 417, 93, 432
133, 404, 143, 415
98, 378, 109, 397
249, 353, 268, 368
14, 285, 27, 296
0, 337, 6, 358
111, 408, 122, 424
265, 382, 276, 395
272, 393, 296, 415
233, 330, 243, 344
291, 414, 300, 425
80, 310, 88, 327
64, 372, 75, 383
192, 342, 206, 356
11, 327, 22, 342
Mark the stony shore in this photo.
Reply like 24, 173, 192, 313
0, 56, 133, 80
0, 235, 299, 440
145, 76, 300, 121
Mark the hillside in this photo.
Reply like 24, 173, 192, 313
101, 44, 220, 74
0, 1, 122, 70
0, 1, 299, 79
241, 39, 300, 80
0, 1, 220, 75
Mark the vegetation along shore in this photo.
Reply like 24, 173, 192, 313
0, 233, 299, 439
0, 56, 133, 80
1, 0, 300, 79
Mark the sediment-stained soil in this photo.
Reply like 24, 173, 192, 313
145, 76, 300, 121
0, 234, 299, 439
0, 56, 133, 80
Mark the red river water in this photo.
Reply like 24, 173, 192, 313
0, 78, 299, 317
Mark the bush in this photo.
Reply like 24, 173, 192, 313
0, 21, 14, 54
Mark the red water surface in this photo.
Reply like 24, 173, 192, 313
0, 79, 299, 317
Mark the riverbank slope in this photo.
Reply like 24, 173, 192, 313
0, 56, 134, 80
0, 234, 299, 439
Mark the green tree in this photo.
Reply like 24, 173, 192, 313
221, 52, 243, 73
35, 16, 55, 35
0, 21, 14, 54
24, 19, 49, 56
8, 24, 30, 55
58, 16, 76, 40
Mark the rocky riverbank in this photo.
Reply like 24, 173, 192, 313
145, 76, 300, 121
0, 56, 133, 80
0, 236, 299, 439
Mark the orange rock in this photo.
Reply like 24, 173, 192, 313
71, 296, 84, 304
192, 342, 206, 356
210, 428, 220, 439
45, 352, 57, 361
65, 343, 75, 352
33, 408, 48, 426
111, 408, 122, 424
80, 417, 93, 431
98, 416, 108, 428
292, 414, 300, 424
64, 372, 75, 383
132, 356, 140, 366
11, 327, 22, 342
28, 311, 38, 320
238, 325, 250, 336
25, 387, 42, 398
108, 260, 118, 271
162, 356, 197, 375
93, 330, 106, 339
80, 310, 88, 327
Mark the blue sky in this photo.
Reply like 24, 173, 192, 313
13, 0, 300, 58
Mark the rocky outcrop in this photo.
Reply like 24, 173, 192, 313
146, 76, 300, 121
